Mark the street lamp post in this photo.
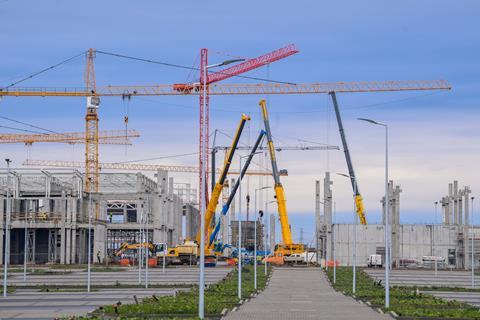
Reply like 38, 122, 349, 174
255, 186, 271, 290
138, 199, 143, 285
199, 58, 244, 319
434, 201, 438, 277
23, 207, 29, 283
472, 196, 475, 288
337, 173, 357, 293
87, 177, 92, 293
265, 200, 276, 273
358, 117, 389, 308
3, 159, 12, 297
145, 199, 149, 289
333, 201, 336, 284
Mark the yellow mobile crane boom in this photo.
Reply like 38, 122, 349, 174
196, 114, 251, 247
330, 92, 367, 225
259, 99, 304, 256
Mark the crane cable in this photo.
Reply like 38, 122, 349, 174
95, 50, 295, 85
2, 51, 86, 89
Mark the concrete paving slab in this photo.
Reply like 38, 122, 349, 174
224, 268, 391, 320
0, 288, 177, 319
365, 269, 478, 288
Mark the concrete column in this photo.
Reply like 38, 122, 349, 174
221, 181, 229, 246
269, 213, 275, 253
392, 183, 402, 268
156, 170, 168, 244
230, 178, 236, 244
315, 180, 322, 262
448, 183, 454, 224
464, 186, 471, 226
323, 172, 333, 263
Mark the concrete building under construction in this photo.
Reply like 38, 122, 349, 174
316, 173, 479, 269
0, 169, 199, 265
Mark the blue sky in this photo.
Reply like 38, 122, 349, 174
1, 0, 479, 242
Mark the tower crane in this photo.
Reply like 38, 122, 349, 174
0, 129, 139, 145
22, 159, 281, 176
0, 46, 451, 210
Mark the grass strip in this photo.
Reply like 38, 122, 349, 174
74, 264, 271, 319
327, 267, 480, 319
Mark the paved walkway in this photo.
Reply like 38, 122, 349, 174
0, 288, 178, 319
225, 267, 391, 320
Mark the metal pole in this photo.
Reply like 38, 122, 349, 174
238, 156, 242, 300
87, 179, 92, 293
333, 201, 336, 284
145, 202, 149, 289
23, 208, 28, 282
198, 59, 207, 320
434, 207, 437, 277
3, 159, 12, 297
353, 184, 357, 294
138, 207, 142, 285
384, 125, 390, 308
162, 245, 166, 273
264, 196, 268, 276
472, 197, 475, 288
254, 189, 257, 290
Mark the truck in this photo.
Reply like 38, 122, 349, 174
367, 254, 382, 268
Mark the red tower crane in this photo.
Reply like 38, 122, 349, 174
189, 44, 299, 203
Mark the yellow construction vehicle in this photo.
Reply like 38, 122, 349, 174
165, 240, 198, 265
164, 114, 250, 267
259, 99, 305, 265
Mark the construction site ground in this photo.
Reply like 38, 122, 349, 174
224, 267, 391, 320
0, 265, 231, 319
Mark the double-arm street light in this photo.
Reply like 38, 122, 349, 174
198, 57, 244, 319
254, 186, 271, 290
358, 117, 389, 308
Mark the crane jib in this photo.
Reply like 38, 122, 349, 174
208, 130, 266, 247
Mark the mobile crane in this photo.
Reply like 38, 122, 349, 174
176, 113, 250, 266
208, 129, 266, 252
259, 99, 305, 264
330, 92, 367, 225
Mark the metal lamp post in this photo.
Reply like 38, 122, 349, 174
472, 196, 475, 288
23, 207, 29, 283
358, 117, 389, 308
199, 58, 243, 319
337, 173, 358, 293
333, 201, 337, 284
434, 201, 438, 277
87, 177, 92, 293
3, 159, 12, 297
254, 186, 271, 290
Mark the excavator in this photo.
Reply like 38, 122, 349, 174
259, 99, 305, 265
167, 114, 251, 267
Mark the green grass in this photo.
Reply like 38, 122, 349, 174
84, 267, 125, 272
327, 267, 480, 318
74, 265, 271, 319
